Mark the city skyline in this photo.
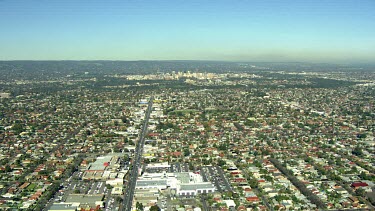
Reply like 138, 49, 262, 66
0, 0, 374, 63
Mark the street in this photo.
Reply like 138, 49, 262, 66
122, 97, 153, 211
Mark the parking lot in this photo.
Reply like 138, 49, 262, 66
169, 163, 189, 173
200, 166, 232, 192
45, 175, 121, 211
105, 196, 120, 211
145, 162, 190, 174
156, 195, 168, 210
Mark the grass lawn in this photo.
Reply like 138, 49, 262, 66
26, 183, 37, 191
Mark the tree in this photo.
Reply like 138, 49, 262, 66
357, 133, 367, 139
150, 205, 161, 211
218, 159, 226, 166
189, 162, 194, 171
355, 188, 366, 197
86, 130, 92, 136
12, 122, 24, 134
352, 146, 363, 156
249, 178, 258, 189
38, 170, 49, 175
183, 148, 190, 156
116, 196, 123, 203
123, 154, 130, 162
218, 144, 227, 150
136, 202, 144, 211
121, 116, 129, 124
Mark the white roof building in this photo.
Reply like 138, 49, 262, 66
135, 172, 215, 196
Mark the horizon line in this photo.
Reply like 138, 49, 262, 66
1, 59, 373, 65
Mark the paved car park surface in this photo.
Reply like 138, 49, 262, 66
200, 166, 232, 192
45, 174, 121, 211
169, 163, 190, 173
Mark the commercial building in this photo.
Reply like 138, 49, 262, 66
65, 194, 104, 210
48, 203, 79, 211
135, 172, 215, 197
82, 154, 123, 180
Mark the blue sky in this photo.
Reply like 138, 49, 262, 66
0, 0, 374, 62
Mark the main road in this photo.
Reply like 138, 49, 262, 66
122, 96, 153, 211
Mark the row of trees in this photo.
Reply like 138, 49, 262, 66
136, 202, 161, 211
269, 158, 326, 209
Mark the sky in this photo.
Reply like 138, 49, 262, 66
0, 0, 374, 63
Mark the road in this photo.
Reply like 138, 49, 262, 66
41, 128, 81, 211
122, 97, 153, 211
200, 195, 209, 211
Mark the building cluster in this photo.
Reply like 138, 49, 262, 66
0, 88, 146, 210
135, 74, 374, 210
0, 69, 374, 210
125, 71, 218, 81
